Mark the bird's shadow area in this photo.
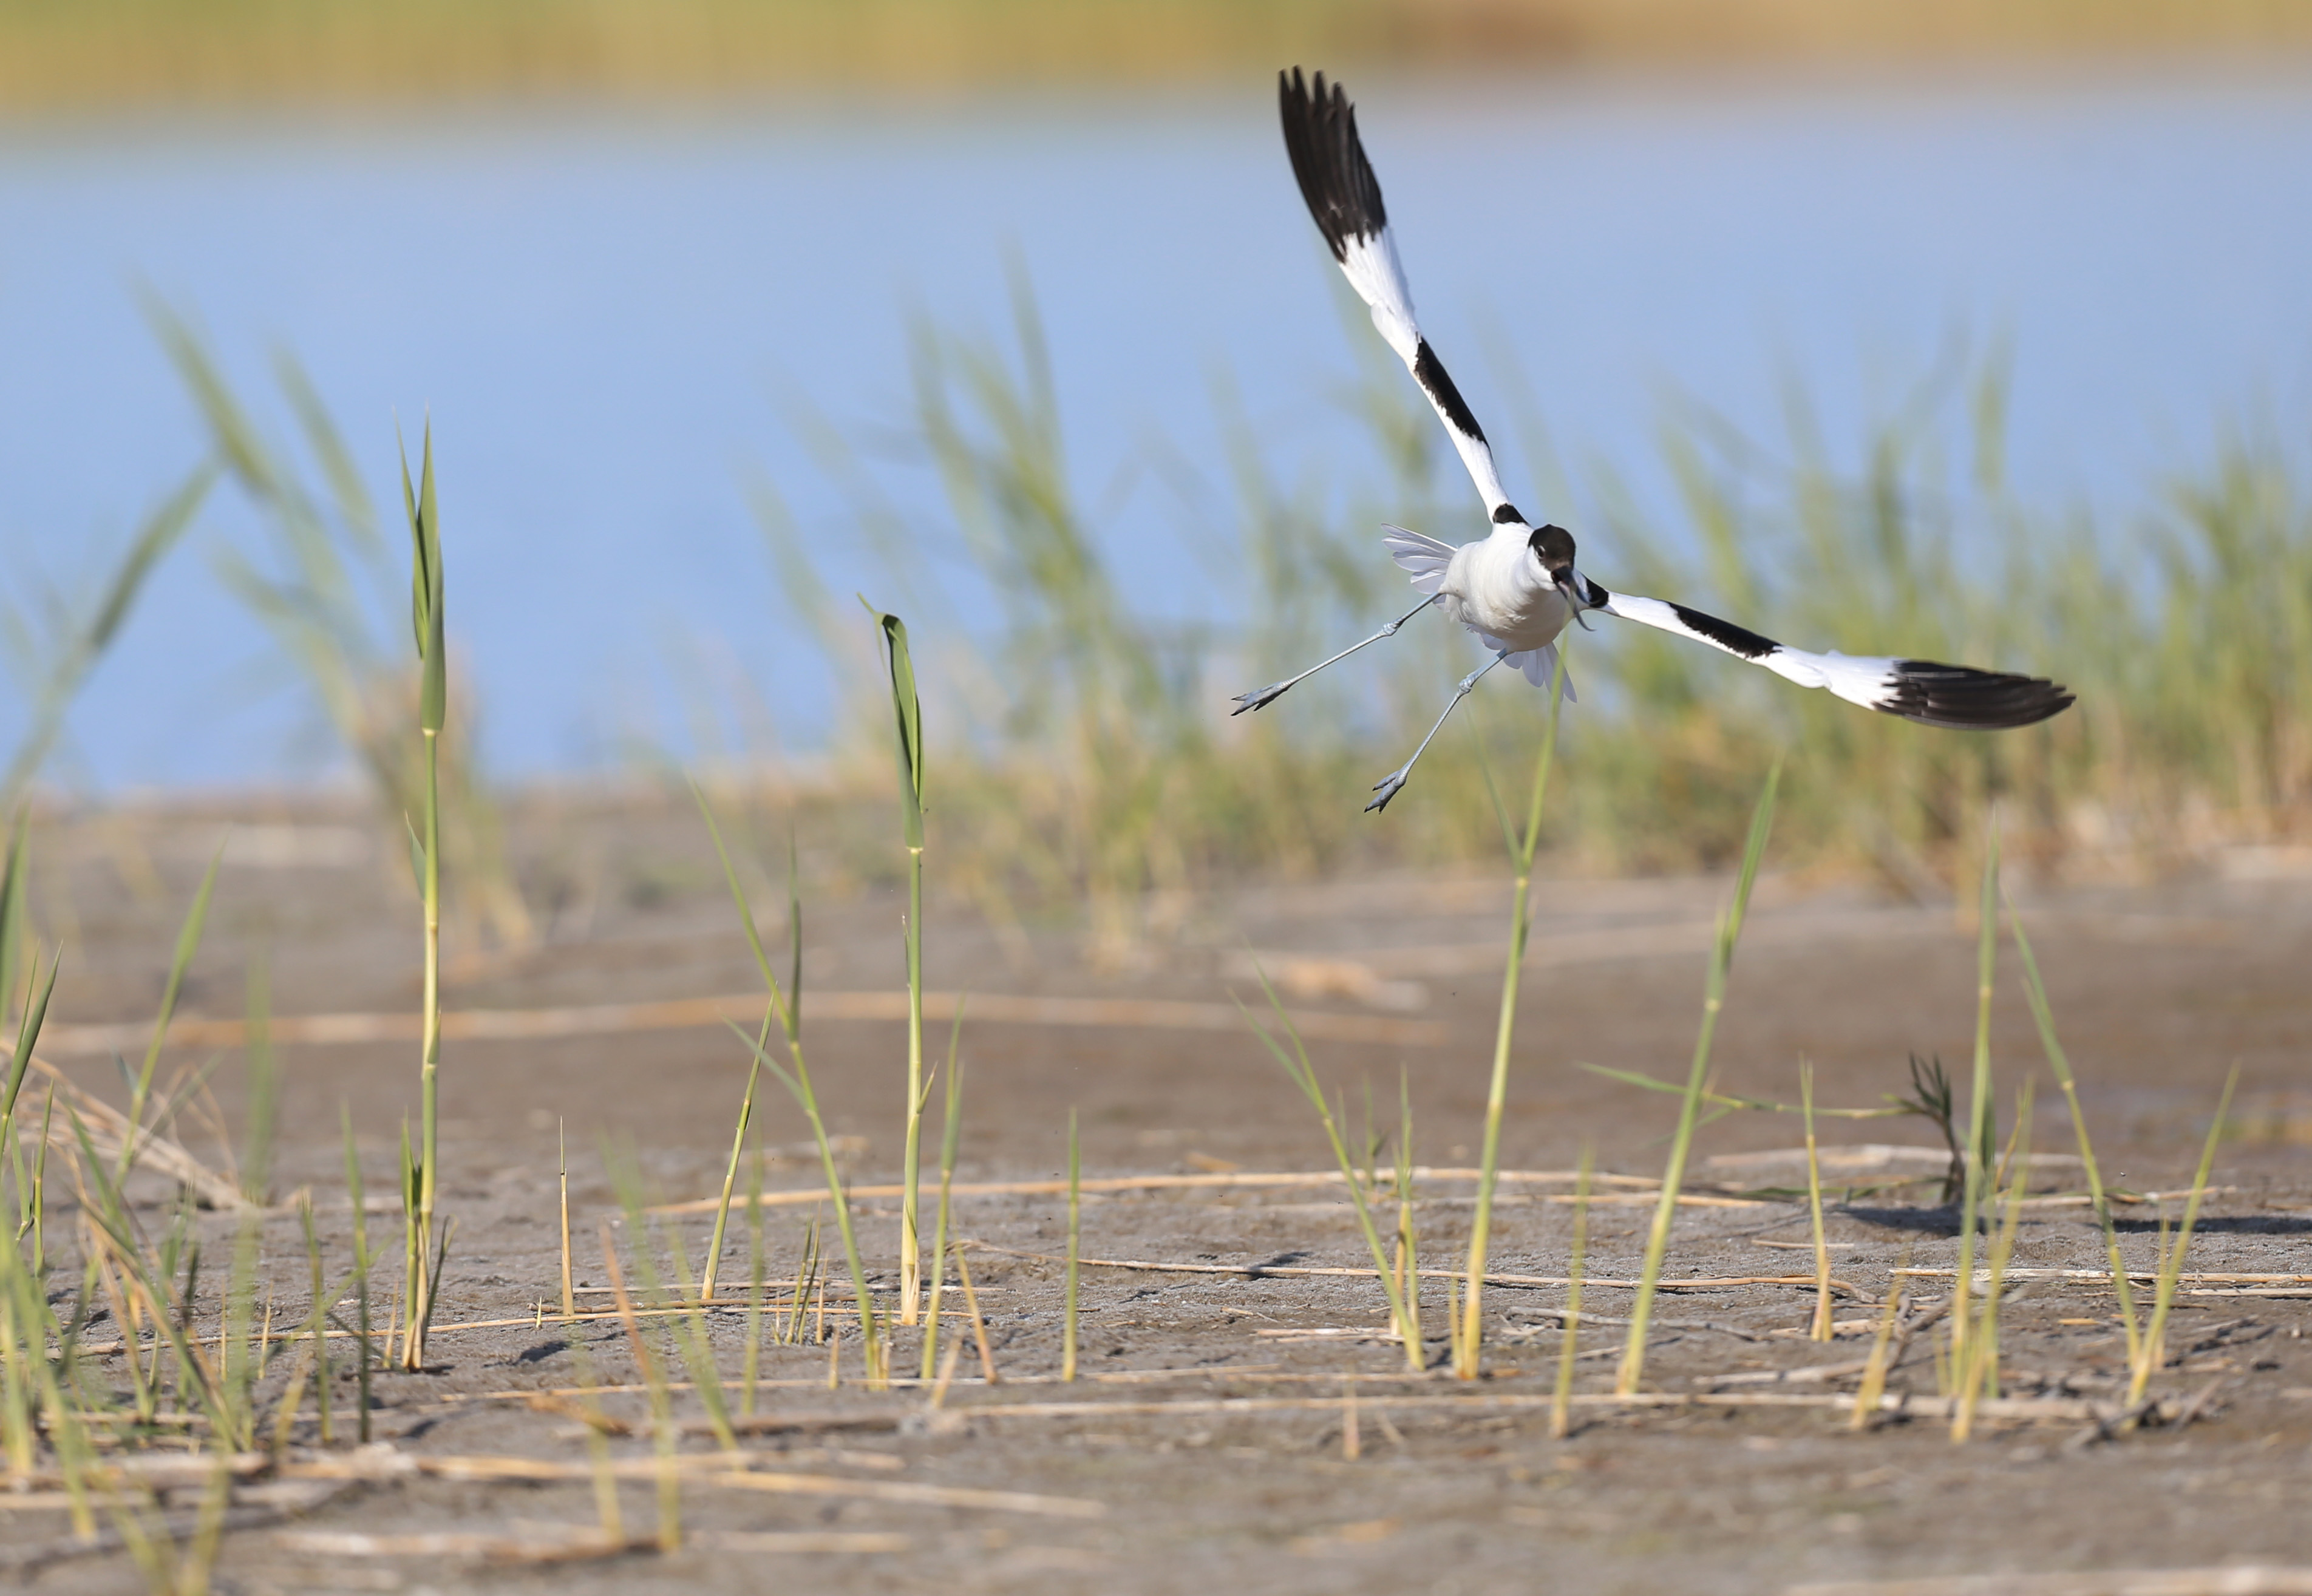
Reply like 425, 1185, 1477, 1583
2112, 1214, 2312, 1235
1837, 1205, 1962, 1236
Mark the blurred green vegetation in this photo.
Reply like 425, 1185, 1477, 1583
92, 292, 2307, 952
2, 0, 2307, 116
756, 285, 2310, 940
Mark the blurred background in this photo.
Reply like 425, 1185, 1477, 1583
3, 0, 2311, 934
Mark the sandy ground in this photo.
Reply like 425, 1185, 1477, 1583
11, 801, 2312, 1594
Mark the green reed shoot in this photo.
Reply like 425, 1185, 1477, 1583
67, 1110, 236, 1441
1953, 1090, 2030, 1441
696, 784, 886, 1384
712, 1017, 883, 1378
922, 1017, 965, 1380
1392, 1069, 1420, 1359
696, 794, 794, 1306
1550, 1149, 1592, 1439
1801, 1062, 1833, 1340
2130, 1065, 2237, 1404
1458, 643, 1569, 1380
1243, 973, 1420, 1370
399, 424, 447, 1371
785, 1208, 822, 1347
341, 1107, 373, 1442
1617, 761, 1779, 1395
2006, 894, 2140, 1363
1950, 823, 2002, 1366
559, 1119, 576, 1320
868, 606, 930, 1324
1061, 1107, 1081, 1384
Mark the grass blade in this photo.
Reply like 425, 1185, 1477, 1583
1617, 761, 1779, 1394
2006, 889, 2140, 1364
2130, 1065, 2238, 1404
1457, 642, 1569, 1379
1950, 819, 2002, 1367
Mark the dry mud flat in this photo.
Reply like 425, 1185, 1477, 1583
15, 809, 2312, 1593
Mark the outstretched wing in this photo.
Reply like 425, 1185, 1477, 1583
1280, 68, 1516, 522
1590, 583, 2073, 729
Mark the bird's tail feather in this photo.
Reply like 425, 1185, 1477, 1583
1506, 642, 1576, 703
1381, 523, 1453, 596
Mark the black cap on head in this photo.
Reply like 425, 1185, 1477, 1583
1529, 524, 1577, 574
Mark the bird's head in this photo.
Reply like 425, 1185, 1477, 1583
1529, 523, 1593, 627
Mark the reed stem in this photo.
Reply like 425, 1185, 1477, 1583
1803, 1062, 1834, 1341
1457, 645, 1568, 1380
1951, 822, 2001, 1368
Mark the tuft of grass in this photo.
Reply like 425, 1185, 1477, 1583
1244, 976, 1421, 1371
1952, 1088, 2030, 1442
2129, 1066, 2238, 1405
695, 784, 887, 1386
2007, 895, 2140, 1366
1616, 762, 1778, 1395
699, 821, 802, 1305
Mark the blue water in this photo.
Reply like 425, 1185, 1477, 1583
3, 71, 2309, 790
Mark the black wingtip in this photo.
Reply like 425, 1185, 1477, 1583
1279, 66, 1386, 263
1881, 662, 2076, 731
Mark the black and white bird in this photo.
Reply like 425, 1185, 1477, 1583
1239, 69, 2075, 812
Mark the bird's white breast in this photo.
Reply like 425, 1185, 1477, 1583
1438, 532, 1569, 651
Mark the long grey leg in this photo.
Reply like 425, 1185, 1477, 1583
1366, 648, 1512, 813
1232, 595, 1440, 715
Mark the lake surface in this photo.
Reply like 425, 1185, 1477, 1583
3, 70, 2309, 790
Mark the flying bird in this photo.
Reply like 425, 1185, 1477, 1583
1240, 68, 2075, 812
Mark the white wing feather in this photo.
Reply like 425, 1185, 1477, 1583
1381, 523, 1453, 595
